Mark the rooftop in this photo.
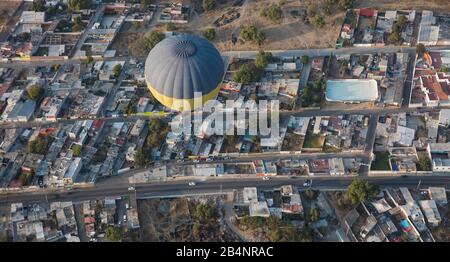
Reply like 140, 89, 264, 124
325, 79, 379, 102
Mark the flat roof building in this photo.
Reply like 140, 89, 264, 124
325, 79, 379, 103
428, 187, 448, 206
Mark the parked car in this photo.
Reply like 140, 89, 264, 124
303, 179, 312, 187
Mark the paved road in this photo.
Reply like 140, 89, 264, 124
402, 52, 416, 107
224, 46, 413, 60
1, 175, 449, 206
72, 4, 104, 58
0, 100, 447, 130
223, 45, 450, 60
2, 44, 448, 69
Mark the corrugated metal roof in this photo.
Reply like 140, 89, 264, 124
145, 34, 224, 100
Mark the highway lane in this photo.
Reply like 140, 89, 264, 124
2, 45, 448, 70
1, 175, 449, 206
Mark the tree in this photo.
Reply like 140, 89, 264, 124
240, 26, 265, 46
203, 0, 215, 11
232, 63, 261, 84
240, 26, 258, 41
140, 0, 153, 11
261, 5, 282, 22
306, 4, 316, 17
134, 148, 149, 167
146, 119, 170, 148
308, 207, 320, 222
255, 50, 272, 69
72, 16, 84, 32
67, 0, 90, 12
346, 179, 379, 205
305, 189, 316, 200
388, 15, 407, 44
323, 4, 332, 15
192, 223, 201, 238
19, 172, 30, 186
202, 28, 216, 41
72, 144, 82, 157
112, 64, 122, 78
16, 32, 31, 42
194, 203, 214, 221
86, 55, 93, 64
301, 55, 309, 65
33, 0, 46, 12
165, 22, 176, 31
254, 31, 266, 46
129, 31, 165, 57
416, 43, 426, 57
313, 14, 325, 28
417, 155, 431, 171
338, 0, 354, 11
105, 226, 122, 242
28, 136, 49, 154
388, 31, 401, 44
26, 84, 42, 100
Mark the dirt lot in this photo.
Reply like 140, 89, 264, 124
114, 0, 450, 54
0, 1, 22, 41
182, 0, 345, 51
137, 196, 240, 242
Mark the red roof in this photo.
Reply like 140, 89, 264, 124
421, 75, 449, 100
357, 8, 377, 17
91, 119, 105, 132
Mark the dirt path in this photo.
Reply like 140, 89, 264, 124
223, 192, 248, 242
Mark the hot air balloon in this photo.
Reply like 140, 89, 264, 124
144, 34, 225, 111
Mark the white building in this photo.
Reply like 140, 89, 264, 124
427, 143, 450, 172
243, 187, 258, 203
417, 11, 439, 46
428, 187, 448, 206
419, 200, 441, 227
325, 79, 379, 103
20, 11, 45, 24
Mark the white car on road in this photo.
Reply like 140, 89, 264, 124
263, 176, 271, 181
303, 180, 312, 187
128, 186, 135, 191
188, 182, 196, 186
